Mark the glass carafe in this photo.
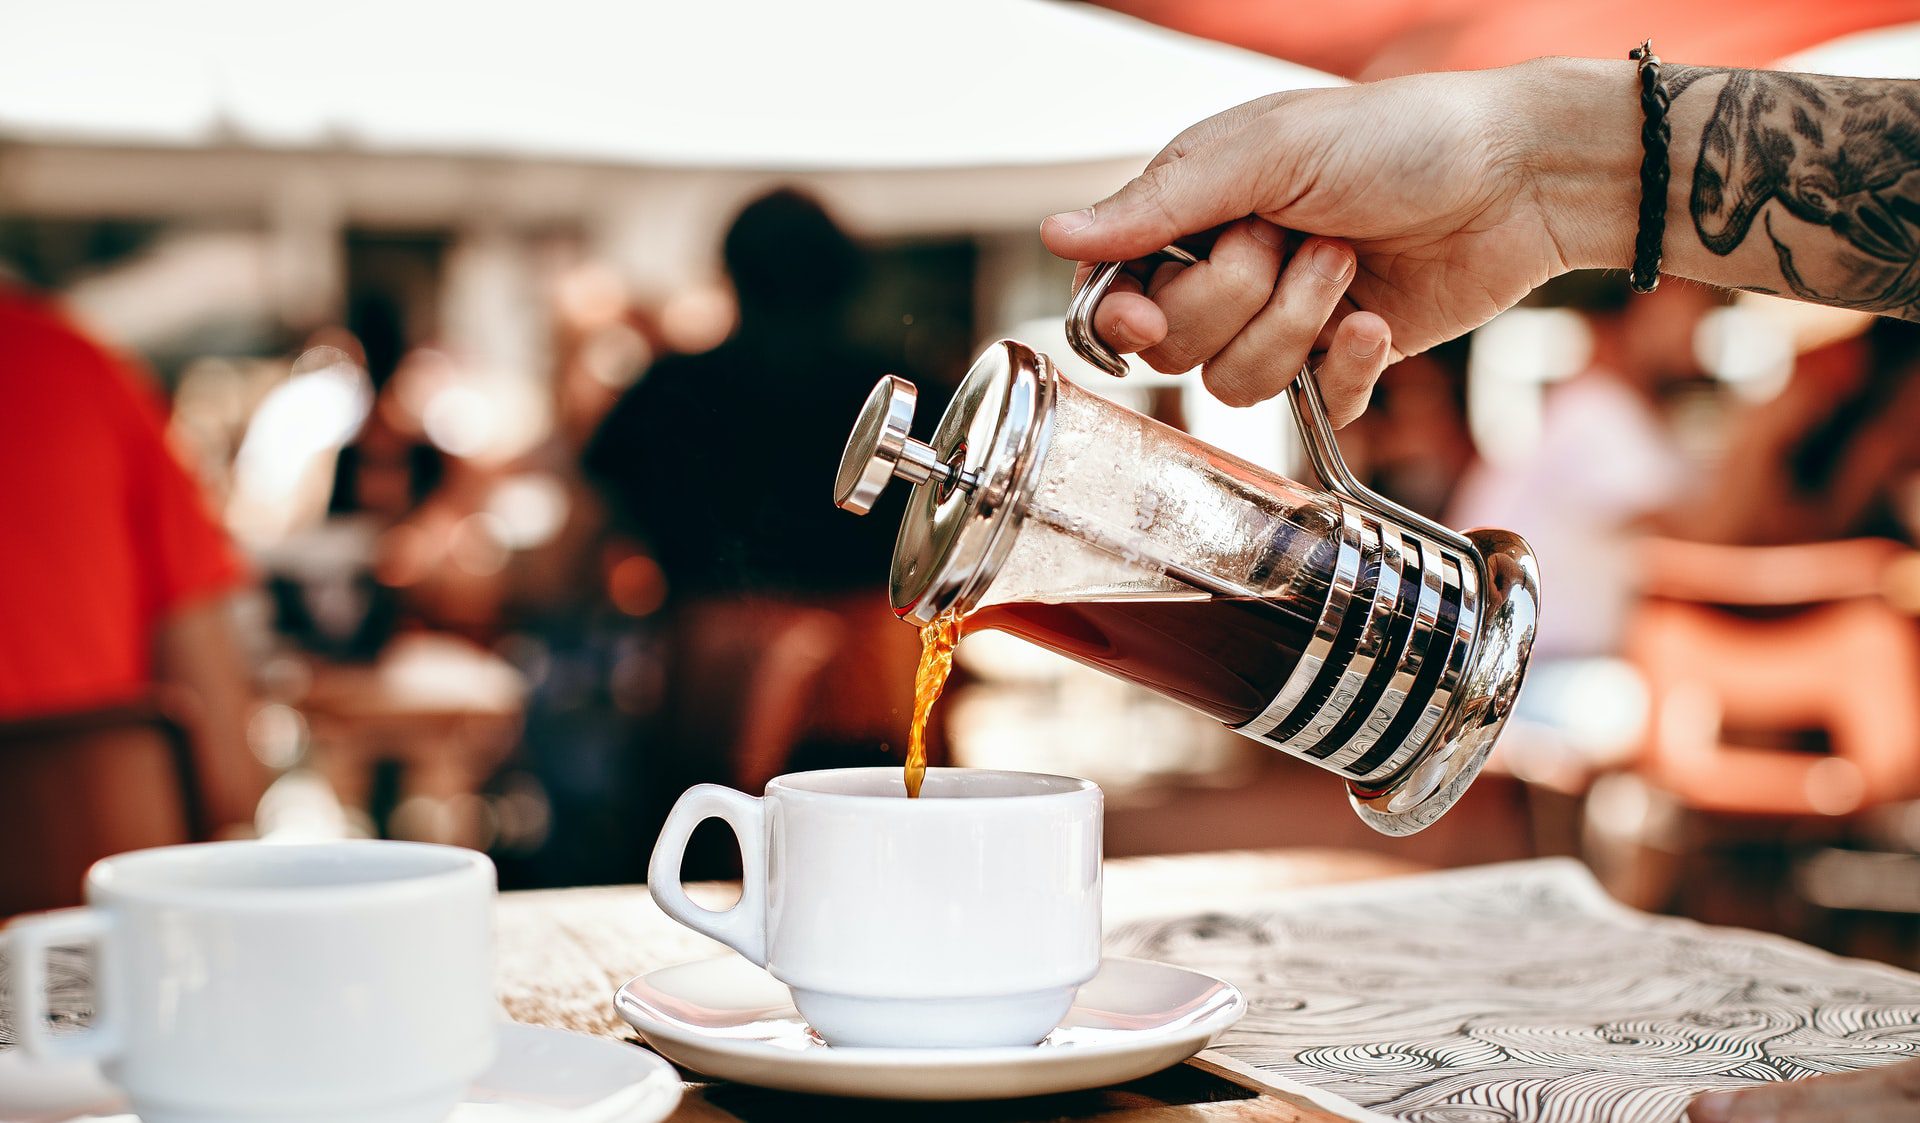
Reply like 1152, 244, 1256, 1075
833, 250, 1539, 835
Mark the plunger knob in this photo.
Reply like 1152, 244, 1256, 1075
833, 375, 966, 515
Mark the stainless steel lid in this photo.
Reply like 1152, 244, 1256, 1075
832, 340, 1054, 626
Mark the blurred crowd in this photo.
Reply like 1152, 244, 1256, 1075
6, 183, 1920, 965
0, 189, 967, 902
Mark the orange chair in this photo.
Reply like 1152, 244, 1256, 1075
1629, 538, 1920, 817
0, 704, 208, 918
1593, 538, 1920, 925
1632, 598, 1920, 816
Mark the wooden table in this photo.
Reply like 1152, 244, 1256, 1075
497, 847, 1422, 1122
297, 633, 527, 846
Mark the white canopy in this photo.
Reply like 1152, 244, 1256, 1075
0, 0, 1338, 170
5, 2, 1344, 344
1778, 22, 1920, 78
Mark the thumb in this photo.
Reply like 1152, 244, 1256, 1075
1041, 136, 1275, 263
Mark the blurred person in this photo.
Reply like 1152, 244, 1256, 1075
585, 189, 910, 600
1692, 318, 1920, 545
585, 189, 926, 876
1040, 58, 1919, 1123
0, 282, 264, 835
1450, 284, 1711, 659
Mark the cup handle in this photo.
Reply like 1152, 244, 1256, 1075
648, 785, 768, 966
5, 907, 123, 1063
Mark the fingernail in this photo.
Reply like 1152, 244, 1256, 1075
1108, 321, 1141, 349
1348, 330, 1386, 359
1687, 1092, 1737, 1123
1249, 220, 1284, 248
1047, 208, 1096, 235
1313, 242, 1351, 281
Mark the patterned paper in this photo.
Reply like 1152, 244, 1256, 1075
0, 942, 92, 1049
1107, 858, 1920, 1123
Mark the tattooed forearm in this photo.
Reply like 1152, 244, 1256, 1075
1665, 65, 1920, 318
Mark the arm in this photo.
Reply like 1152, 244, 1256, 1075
1550, 61, 1920, 316
1042, 59, 1920, 420
1687, 1059, 1920, 1122
153, 596, 266, 836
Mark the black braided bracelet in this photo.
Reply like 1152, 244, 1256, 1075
1628, 39, 1671, 294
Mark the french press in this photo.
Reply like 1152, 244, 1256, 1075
833, 248, 1539, 835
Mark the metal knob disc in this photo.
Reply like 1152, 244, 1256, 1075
833, 376, 917, 515
834, 374, 967, 516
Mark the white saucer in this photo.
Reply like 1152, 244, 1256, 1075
0, 1022, 682, 1123
613, 955, 1244, 1101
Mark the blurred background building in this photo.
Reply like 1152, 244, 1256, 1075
6, 0, 1920, 969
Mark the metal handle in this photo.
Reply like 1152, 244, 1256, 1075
1064, 245, 1477, 560
1284, 368, 1478, 559
1064, 246, 1199, 378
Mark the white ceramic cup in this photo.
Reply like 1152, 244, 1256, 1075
649, 767, 1102, 1049
4, 840, 496, 1123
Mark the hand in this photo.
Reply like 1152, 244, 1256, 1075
1042, 58, 1640, 422
1688, 1060, 1920, 1122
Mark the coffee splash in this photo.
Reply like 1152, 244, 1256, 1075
905, 610, 963, 798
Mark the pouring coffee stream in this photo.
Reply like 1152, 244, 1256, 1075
841, 248, 1540, 832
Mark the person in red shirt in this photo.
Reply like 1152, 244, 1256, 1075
0, 284, 262, 833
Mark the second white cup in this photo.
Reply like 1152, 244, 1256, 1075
649, 767, 1103, 1049
5, 840, 496, 1123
